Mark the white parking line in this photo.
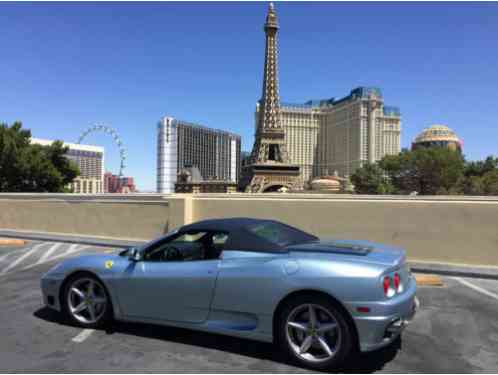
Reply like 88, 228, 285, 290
36, 242, 63, 264
453, 277, 498, 301
71, 329, 95, 343
0, 251, 14, 263
0, 243, 39, 263
0, 243, 48, 275
0, 242, 93, 277
20, 244, 90, 272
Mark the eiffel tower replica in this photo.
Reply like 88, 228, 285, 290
241, 3, 301, 193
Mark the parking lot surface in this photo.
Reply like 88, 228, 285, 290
1, 240, 498, 373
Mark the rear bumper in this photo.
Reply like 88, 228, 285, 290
350, 278, 418, 352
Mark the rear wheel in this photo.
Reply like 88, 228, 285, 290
62, 274, 112, 328
276, 295, 354, 370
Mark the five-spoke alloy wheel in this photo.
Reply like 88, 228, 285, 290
63, 274, 112, 328
277, 295, 354, 370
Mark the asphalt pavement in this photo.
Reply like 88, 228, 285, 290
1, 241, 498, 373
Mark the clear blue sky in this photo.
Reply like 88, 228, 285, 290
1, 2, 497, 191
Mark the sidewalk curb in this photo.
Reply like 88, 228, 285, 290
408, 262, 498, 281
0, 238, 26, 246
414, 273, 444, 286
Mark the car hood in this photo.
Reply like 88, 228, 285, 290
286, 238, 406, 267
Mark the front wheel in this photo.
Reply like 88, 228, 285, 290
62, 274, 112, 328
276, 295, 354, 370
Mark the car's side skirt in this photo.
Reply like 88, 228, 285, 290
118, 312, 274, 343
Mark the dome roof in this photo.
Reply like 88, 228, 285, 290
414, 125, 460, 144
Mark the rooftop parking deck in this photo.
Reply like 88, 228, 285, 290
1, 239, 498, 372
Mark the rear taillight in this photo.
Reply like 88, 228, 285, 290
383, 272, 403, 297
394, 273, 400, 290
383, 275, 391, 296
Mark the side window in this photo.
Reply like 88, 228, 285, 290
143, 231, 228, 262
209, 233, 229, 259
144, 231, 206, 262
172, 232, 207, 261
213, 233, 228, 245
142, 240, 177, 262
172, 232, 206, 243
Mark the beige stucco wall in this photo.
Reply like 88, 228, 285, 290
0, 193, 497, 267
0, 196, 172, 240
191, 194, 498, 267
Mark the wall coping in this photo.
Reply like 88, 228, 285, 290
187, 193, 498, 204
0, 193, 169, 205
0, 192, 497, 203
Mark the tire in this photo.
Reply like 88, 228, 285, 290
62, 273, 112, 329
276, 294, 354, 371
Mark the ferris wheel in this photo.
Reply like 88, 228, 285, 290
77, 124, 127, 177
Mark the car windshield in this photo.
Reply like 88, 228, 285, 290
247, 221, 318, 247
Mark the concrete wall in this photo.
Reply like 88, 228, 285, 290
190, 194, 498, 267
1, 193, 497, 267
0, 194, 174, 240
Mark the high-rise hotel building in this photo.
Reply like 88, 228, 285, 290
30, 138, 105, 193
157, 117, 241, 193
256, 87, 401, 183
256, 101, 320, 185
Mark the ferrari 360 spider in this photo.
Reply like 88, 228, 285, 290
41, 217, 418, 370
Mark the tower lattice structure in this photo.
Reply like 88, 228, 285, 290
242, 3, 301, 193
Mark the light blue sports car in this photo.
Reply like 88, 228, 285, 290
41, 217, 418, 370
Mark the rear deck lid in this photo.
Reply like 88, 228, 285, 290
286, 239, 372, 256
287, 238, 405, 267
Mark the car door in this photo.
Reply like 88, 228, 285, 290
115, 232, 220, 324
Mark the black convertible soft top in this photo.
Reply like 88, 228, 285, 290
179, 217, 318, 253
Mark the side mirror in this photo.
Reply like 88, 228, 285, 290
128, 247, 142, 262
